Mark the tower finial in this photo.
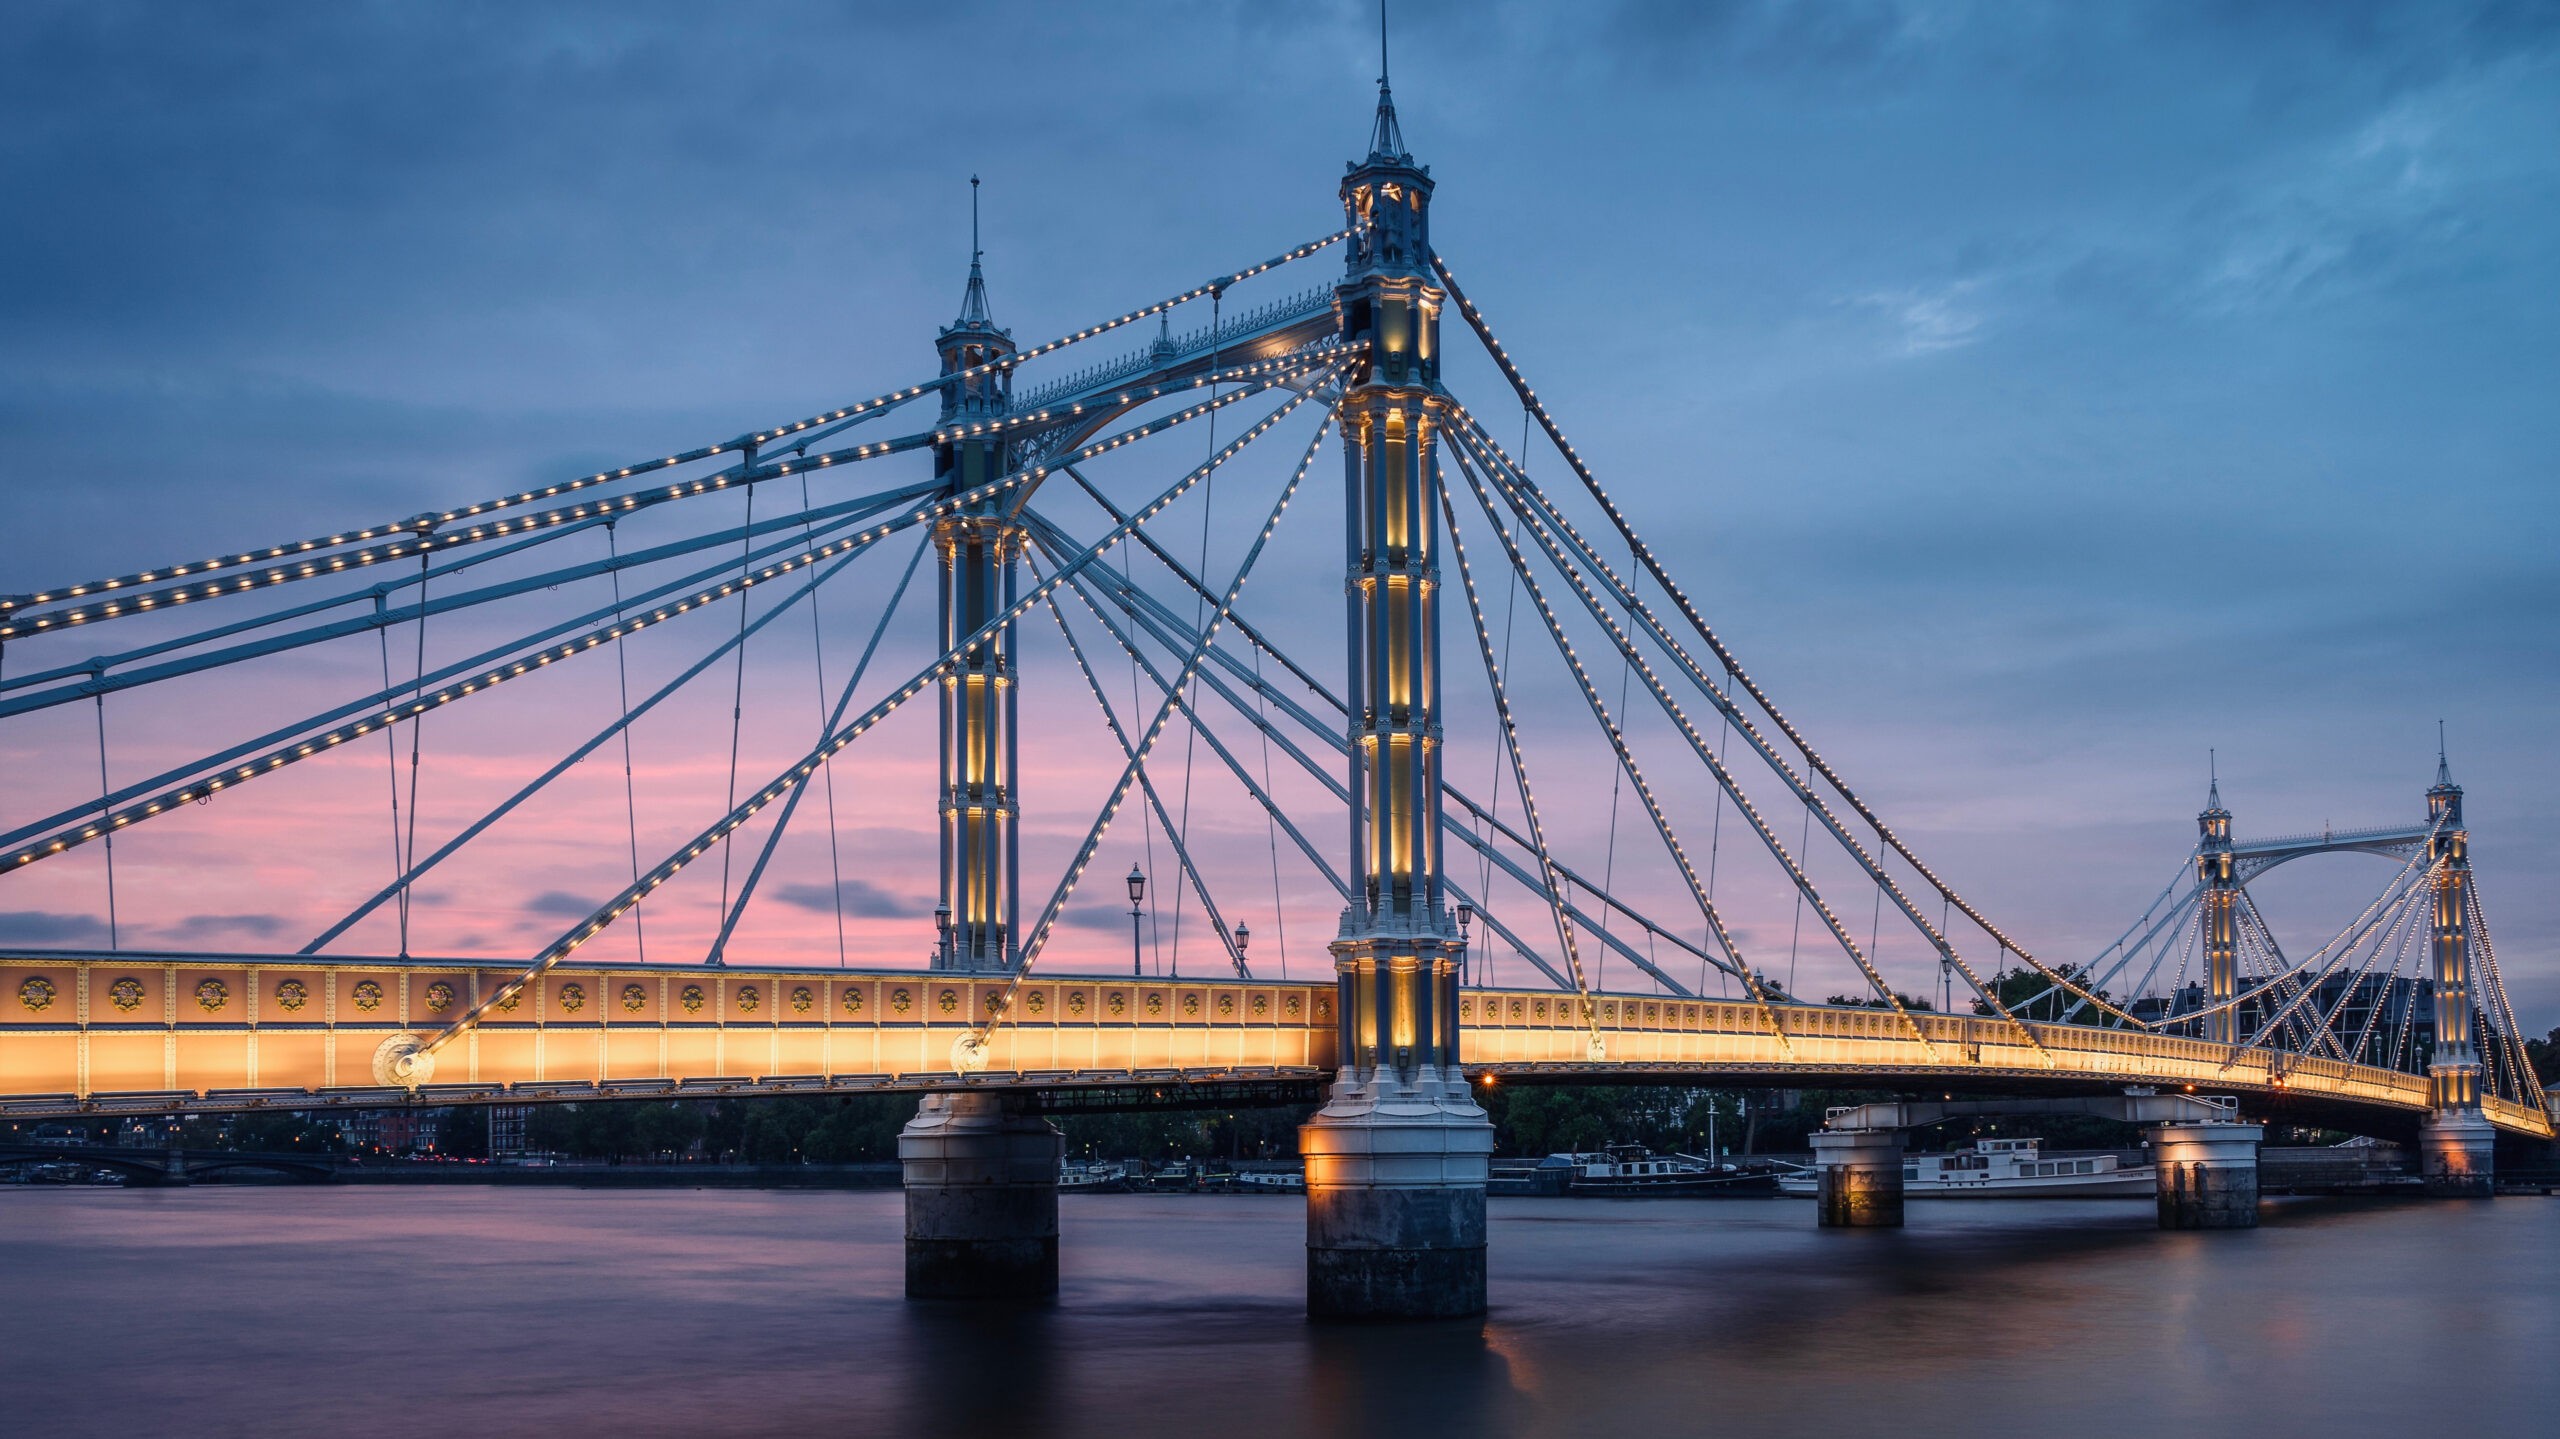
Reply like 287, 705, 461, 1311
1366, 0, 1407, 160
952, 175, 993, 330
2206, 748, 2222, 811
2436, 719, 2453, 787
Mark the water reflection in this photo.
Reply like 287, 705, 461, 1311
3, 1188, 2553, 1438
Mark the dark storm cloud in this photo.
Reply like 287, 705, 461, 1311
2, 2, 2555, 1015
774, 880, 925, 919
524, 890, 603, 919
0, 911, 109, 946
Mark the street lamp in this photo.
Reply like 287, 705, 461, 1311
1126, 864, 1147, 977
1235, 921, 1251, 970
933, 902, 953, 967
1455, 900, 1474, 985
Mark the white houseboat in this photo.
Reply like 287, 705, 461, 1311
1778, 1137, 2154, 1198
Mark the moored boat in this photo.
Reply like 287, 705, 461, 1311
1776, 1137, 2154, 1198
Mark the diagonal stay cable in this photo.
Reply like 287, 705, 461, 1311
703, 529, 935, 967
1034, 553, 1250, 977
297, 526, 897, 953
954, 413, 1336, 1062
1436, 463, 1602, 1057
1450, 414, 2023, 1048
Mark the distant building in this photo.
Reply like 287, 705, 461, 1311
488, 1106, 531, 1157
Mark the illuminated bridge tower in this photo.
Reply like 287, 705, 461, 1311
2418, 752, 2495, 1196
929, 203, 1023, 975
2198, 778, 2239, 1045
1297, 79, 1495, 1320
900, 206, 1063, 1299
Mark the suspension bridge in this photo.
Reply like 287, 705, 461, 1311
0, 72, 2546, 1316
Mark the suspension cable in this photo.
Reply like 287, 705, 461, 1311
606, 522, 648, 965
93, 694, 118, 950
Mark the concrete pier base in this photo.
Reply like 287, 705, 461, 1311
1810, 1129, 1905, 1228
1299, 1067, 1494, 1320
899, 1092, 1063, 1300
2418, 1110, 2497, 1198
2151, 1121, 2262, 1229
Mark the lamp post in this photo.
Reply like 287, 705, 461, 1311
1455, 901, 1474, 986
1235, 921, 1251, 974
933, 902, 953, 968
1125, 864, 1146, 978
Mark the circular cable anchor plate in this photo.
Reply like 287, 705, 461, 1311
372, 1033, 434, 1087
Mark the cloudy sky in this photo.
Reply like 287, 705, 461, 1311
3, 2, 2555, 1025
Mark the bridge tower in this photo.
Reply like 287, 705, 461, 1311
900, 198, 1064, 1299
1297, 76, 1495, 1320
928, 186, 1023, 975
2418, 751, 2495, 1195
2197, 776, 2239, 1045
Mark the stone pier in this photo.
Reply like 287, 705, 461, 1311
1810, 1128, 1905, 1228
2418, 1110, 2496, 1198
1301, 1068, 1494, 1320
2151, 1121, 2261, 1229
899, 1092, 1063, 1299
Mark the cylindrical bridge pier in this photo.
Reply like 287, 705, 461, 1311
899, 1092, 1064, 1300
2150, 1121, 2262, 1229
1810, 1128, 1906, 1228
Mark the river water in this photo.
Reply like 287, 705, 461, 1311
3, 1187, 2552, 1438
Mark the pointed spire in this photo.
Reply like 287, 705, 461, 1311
1367, 0, 1407, 160
2205, 748, 2223, 812
2434, 720, 2455, 789
953, 175, 994, 330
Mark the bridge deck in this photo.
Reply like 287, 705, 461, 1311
2, 954, 2547, 1139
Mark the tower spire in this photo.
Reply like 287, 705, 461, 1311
2205, 748, 2222, 811
2435, 719, 2452, 787
1367, 1, 1406, 160
953, 175, 994, 330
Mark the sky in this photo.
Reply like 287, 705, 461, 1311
2, 2, 2556, 1028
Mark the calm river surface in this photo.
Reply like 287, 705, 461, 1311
4, 1187, 2553, 1438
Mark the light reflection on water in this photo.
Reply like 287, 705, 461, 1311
4, 1188, 2553, 1438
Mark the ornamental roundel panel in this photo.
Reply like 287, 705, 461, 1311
558, 983, 587, 1014
735, 986, 760, 1014
1282, 993, 1301, 1018
18, 975, 57, 1013
1459, 997, 1472, 1020
1532, 998, 1548, 1021
1106, 991, 1127, 1017
424, 981, 456, 1015
622, 983, 648, 1013
1215, 993, 1234, 1017
109, 976, 146, 1012
1251, 994, 1268, 1017
1510, 998, 1526, 1020
352, 980, 384, 1012
1145, 993, 1165, 1016
274, 978, 307, 1012
195, 978, 229, 1014
890, 988, 912, 1014
1182, 993, 1201, 1017
680, 985, 706, 1014
841, 987, 865, 1015
495, 988, 520, 1012
936, 988, 958, 1015
790, 986, 813, 1014
1065, 991, 1088, 1016
1026, 991, 1047, 1015
1313, 994, 1331, 1022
